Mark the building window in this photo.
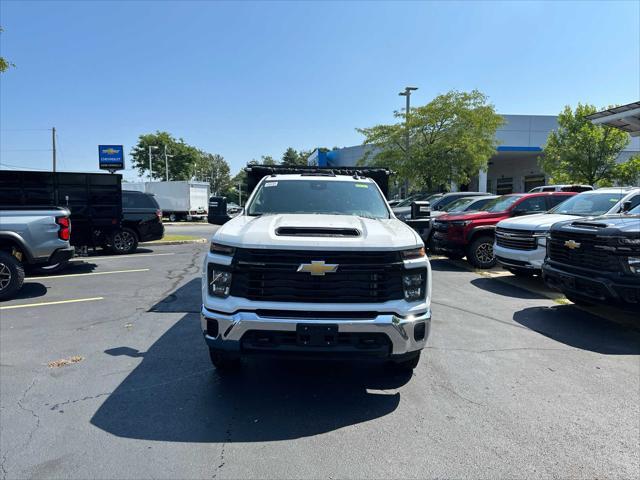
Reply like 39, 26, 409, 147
524, 175, 546, 192
496, 177, 513, 195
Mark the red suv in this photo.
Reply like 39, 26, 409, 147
430, 192, 576, 268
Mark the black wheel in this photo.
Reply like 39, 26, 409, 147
30, 260, 69, 275
391, 352, 421, 372
109, 228, 139, 255
0, 251, 25, 301
467, 235, 496, 269
566, 294, 594, 307
508, 267, 534, 278
168, 213, 178, 222
445, 253, 464, 261
208, 348, 241, 371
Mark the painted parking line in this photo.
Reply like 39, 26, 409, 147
29, 268, 150, 281
70, 253, 175, 262
0, 297, 104, 311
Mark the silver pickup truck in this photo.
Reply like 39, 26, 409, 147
0, 207, 75, 300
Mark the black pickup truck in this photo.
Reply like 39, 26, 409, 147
542, 208, 640, 309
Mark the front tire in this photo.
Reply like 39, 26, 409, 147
208, 348, 241, 371
109, 228, 139, 255
0, 251, 25, 301
467, 235, 496, 269
168, 213, 178, 222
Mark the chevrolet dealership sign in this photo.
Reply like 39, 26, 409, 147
98, 145, 124, 171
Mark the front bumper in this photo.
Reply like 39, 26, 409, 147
430, 232, 464, 255
542, 262, 640, 306
494, 244, 545, 270
201, 307, 431, 357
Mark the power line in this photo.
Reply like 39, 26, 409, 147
0, 162, 49, 171
0, 128, 51, 132
0, 148, 52, 152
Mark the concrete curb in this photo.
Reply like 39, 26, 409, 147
141, 238, 208, 246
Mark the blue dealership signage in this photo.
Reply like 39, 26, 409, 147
98, 145, 125, 171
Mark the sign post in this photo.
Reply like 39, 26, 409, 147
98, 145, 125, 173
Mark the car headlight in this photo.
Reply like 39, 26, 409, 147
401, 247, 426, 260
403, 270, 426, 301
208, 264, 232, 297
628, 257, 640, 275
450, 220, 471, 227
210, 242, 235, 255
534, 233, 548, 247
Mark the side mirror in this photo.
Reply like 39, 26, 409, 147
208, 196, 231, 225
411, 201, 430, 220
622, 201, 632, 213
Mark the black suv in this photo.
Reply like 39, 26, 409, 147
542, 208, 640, 309
106, 191, 164, 254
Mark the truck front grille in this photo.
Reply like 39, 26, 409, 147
548, 231, 621, 272
229, 248, 405, 303
495, 227, 537, 251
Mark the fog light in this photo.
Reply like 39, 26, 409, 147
206, 319, 219, 337
403, 271, 426, 301
414, 322, 426, 341
209, 265, 232, 297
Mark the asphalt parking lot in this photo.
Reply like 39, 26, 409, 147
1, 228, 638, 479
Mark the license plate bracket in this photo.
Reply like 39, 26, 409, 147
296, 324, 339, 347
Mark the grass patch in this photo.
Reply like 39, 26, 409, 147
151, 234, 201, 242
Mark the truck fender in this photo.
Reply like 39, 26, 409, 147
466, 225, 496, 243
0, 232, 34, 263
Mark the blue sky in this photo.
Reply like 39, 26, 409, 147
1, 0, 638, 178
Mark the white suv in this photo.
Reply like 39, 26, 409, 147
494, 187, 640, 275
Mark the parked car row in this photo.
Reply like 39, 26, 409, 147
396, 186, 640, 310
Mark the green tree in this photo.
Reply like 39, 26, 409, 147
281, 147, 300, 166
260, 155, 278, 165
0, 27, 15, 73
541, 104, 630, 186
193, 152, 233, 195
614, 155, 640, 186
357, 90, 503, 189
130, 131, 200, 180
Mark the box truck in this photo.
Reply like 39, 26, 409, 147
122, 181, 210, 221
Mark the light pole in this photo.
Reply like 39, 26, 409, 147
398, 86, 418, 197
163, 145, 174, 182
148, 145, 159, 181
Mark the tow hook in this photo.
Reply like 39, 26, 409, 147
11, 247, 23, 262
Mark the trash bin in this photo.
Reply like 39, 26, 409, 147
207, 196, 231, 225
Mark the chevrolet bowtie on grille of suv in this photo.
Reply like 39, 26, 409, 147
542, 211, 640, 309
201, 167, 432, 373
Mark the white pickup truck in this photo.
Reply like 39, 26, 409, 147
201, 169, 432, 373
494, 187, 640, 275
0, 207, 74, 299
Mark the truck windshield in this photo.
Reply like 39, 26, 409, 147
548, 192, 626, 216
247, 179, 390, 219
482, 195, 524, 212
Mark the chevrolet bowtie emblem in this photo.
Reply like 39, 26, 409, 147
564, 240, 581, 250
297, 260, 339, 276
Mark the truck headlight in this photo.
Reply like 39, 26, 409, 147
628, 257, 640, 275
403, 270, 426, 301
535, 235, 548, 247
209, 265, 232, 297
210, 242, 235, 255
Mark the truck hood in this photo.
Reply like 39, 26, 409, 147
436, 210, 499, 222
497, 213, 582, 231
213, 214, 422, 251
563, 214, 640, 234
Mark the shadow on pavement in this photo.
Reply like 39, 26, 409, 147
1, 282, 48, 301
90, 313, 407, 442
471, 277, 548, 300
513, 305, 640, 354
148, 278, 200, 313
428, 258, 468, 272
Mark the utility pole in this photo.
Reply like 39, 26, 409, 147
164, 145, 169, 182
148, 145, 159, 181
238, 182, 242, 206
398, 86, 418, 197
52, 127, 57, 172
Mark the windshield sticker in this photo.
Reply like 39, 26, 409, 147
264, 181, 278, 187
355, 183, 369, 188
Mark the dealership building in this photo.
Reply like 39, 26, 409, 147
308, 113, 640, 194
